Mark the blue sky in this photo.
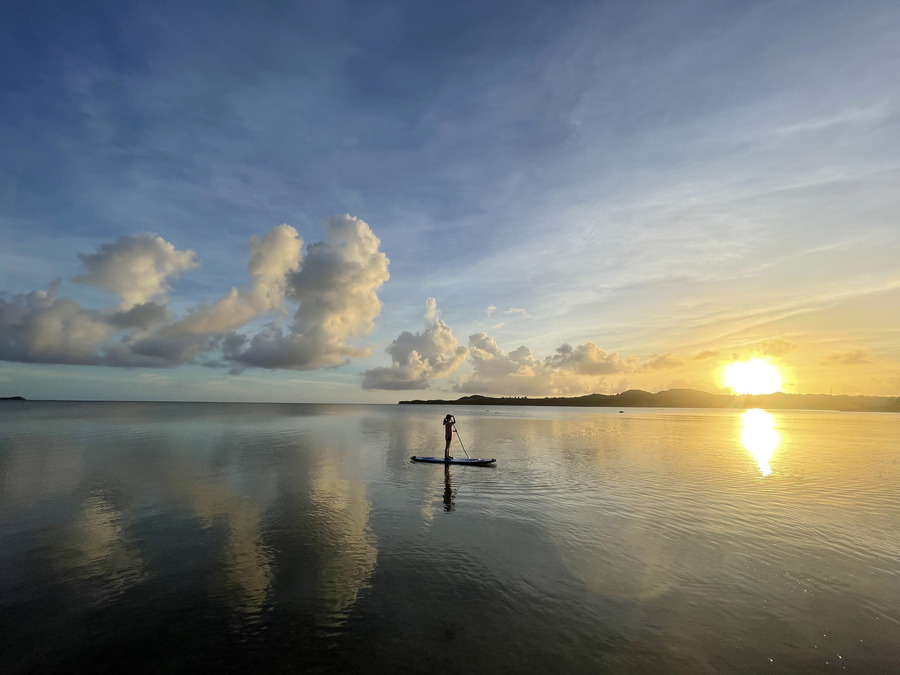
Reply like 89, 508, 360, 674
2, 0, 899, 402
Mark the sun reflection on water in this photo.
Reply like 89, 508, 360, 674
741, 409, 778, 477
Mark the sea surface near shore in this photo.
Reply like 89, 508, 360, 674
1, 401, 898, 673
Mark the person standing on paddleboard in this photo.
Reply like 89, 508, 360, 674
443, 414, 456, 460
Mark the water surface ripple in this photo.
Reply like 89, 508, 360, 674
1, 402, 898, 673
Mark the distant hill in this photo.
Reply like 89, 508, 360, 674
399, 388, 900, 413
0, 396, 26, 401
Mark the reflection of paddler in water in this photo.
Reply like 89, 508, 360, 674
443, 414, 456, 460
443, 465, 455, 512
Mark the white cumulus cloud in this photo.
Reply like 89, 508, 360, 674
0, 281, 113, 364
74, 234, 198, 309
362, 297, 468, 390
0, 216, 391, 373
232, 215, 390, 370
455, 335, 642, 396
642, 352, 686, 371
166, 224, 303, 336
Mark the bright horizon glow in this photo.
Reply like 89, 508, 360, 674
723, 359, 783, 395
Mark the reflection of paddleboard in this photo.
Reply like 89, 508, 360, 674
410, 456, 496, 466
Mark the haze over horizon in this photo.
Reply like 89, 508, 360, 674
2, 0, 899, 403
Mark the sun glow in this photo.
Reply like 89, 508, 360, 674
723, 358, 782, 395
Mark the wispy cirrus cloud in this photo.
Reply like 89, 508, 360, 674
821, 349, 874, 366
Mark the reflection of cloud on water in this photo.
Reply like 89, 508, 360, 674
308, 458, 378, 626
66, 437, 378, 625
70, 492, 146, 604
418, 474, 439, 523
741, 409, 779, 477
2, 409, 381, 632
219, 505, 273, 614
71, 470, 274, 614
414, 464, 458, 521
174, 475, 273, 615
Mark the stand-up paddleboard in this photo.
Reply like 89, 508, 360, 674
411, 456, 496, 466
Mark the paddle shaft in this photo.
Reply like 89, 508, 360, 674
452, 423, 471, 458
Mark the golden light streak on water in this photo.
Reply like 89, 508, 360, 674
740, 408, 779, 476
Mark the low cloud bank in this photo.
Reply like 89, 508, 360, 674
363, 304, 686, 396
455, 336, 640, 396
0, 215, 389, 371
0, 281, 113, 365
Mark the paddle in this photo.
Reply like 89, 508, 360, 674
452, 423, 471, 459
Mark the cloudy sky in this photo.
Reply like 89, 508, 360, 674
2, 0, 899, 402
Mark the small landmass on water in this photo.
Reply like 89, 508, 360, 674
399, 388, 900, 413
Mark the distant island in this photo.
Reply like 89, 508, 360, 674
0, 396, 26, 401
399, 388, 900, 413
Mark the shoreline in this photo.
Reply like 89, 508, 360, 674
399, 388, 900, 413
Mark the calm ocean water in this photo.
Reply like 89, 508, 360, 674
0, 401, 898, 673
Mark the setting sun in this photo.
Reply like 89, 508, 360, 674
723, 358, 783, 395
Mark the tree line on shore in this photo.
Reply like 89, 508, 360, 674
399, 388, 900, 413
